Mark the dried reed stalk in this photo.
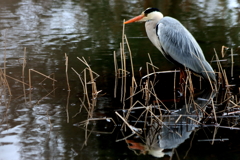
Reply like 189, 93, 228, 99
4, 74, 29, 86
174, 69, 177, 109
115, 111, 142, 136
121, 21, 127, 104
124, 34, 138, 107
231, 48, 234, 78
113, 51, 118, 98
65, 53, 71, 91
22, 47, 27, 103
28, 69, 57, 106
71, 67, 92, 117
36, 87, 58, 105
221, 46, 228, 58
77, 57, 100, 99
66, 89, 70, 123
72, 56, 101, 121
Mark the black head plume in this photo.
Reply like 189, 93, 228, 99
144, 8, 160, 15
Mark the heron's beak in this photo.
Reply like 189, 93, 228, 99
124, 15, 145, 24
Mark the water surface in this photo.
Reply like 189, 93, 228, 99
0, 0, 240, 159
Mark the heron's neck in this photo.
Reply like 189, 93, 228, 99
147, 12, 164, 23
144, 12, 164, 52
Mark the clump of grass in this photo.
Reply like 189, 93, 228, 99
71, 56, 116, 148
1, 43, 57, 135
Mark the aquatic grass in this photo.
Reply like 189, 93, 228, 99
65, 53, 70, 91
0, 45, 58, 135
21, 47, 27, 103
71, 56, 119, 148
28, 69, 57, 107
71, 57, 101, 119
65, 53, 70, 123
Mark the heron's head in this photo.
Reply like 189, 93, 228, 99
124, 8, 163, 24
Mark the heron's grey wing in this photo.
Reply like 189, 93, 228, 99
157, 17, 205, 71
156, 17, 215, 81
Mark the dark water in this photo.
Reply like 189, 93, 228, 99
0, 0, 240, 159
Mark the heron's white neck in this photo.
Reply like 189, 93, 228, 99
144, 12, 164, 52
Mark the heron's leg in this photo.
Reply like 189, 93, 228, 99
179, 68, 186, 93
180, 69, 196, 95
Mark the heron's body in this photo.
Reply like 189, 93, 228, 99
124, 8, 216, 82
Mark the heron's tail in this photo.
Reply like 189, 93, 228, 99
201, 61, 216, 83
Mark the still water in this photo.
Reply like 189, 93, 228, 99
0, 0, 240, 159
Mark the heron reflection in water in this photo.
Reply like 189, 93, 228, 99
125, 89, 215, 158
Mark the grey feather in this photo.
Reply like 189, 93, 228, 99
153, 17, 216, 82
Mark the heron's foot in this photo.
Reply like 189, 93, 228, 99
125, 139, 145, 151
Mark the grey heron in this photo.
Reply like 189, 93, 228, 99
124, 8, 216, 83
